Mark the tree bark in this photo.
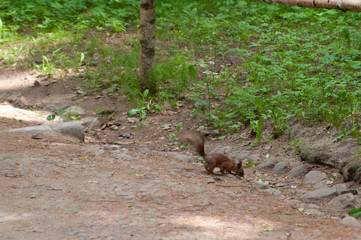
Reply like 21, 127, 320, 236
139, 0, 156, 93
251, 0, 361, 12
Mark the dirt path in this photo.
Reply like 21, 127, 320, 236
1, 66, 361, 239
0, 129, 359, 240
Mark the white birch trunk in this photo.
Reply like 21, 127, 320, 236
251, 0, 361, 12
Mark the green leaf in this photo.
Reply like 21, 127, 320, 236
54, 109, 66, 115
189, 65, 197, 80
254, 98, 263, 110
69, 115, 81, 120
349, 207, 361, 218
127, 108, 140, 117
152, 104, 162, 111
47, 114, 55, 121
245, 162, 259, 167
218, 135, 226, 140
80, 52, 85, 64
264, 227, 273, 232
142, 89, 149, 99
139, 110, 147, 120
176, 122, 183, 133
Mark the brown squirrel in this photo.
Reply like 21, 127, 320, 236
182, 131, 244, 177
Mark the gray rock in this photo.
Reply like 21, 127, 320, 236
333, 183, 347, 195
252, 181, 269, 189
304, 208, 323, 216
1, 121, 84, 141
272, 162, 288, 175
64, 105, 85, 115
328, 193, 356, 211
44, 102, 70, 112
51, 122, 84, 142
297, 145, 331, 164
0, 92, 8, 101
263, 188, 286, 199
304, 170, 328, 185
211, 146, 233, 155
6, 92, 21, 102
248, 154, 262, 163
340, 216, 361, 227
302, 203, 320, 210
174, 154, 195, 163
301, 188, 338, 200
80, 117, 101, 128
285, 199, 302, 206
259, 158, 278, 170
230, 150, 252, 162
297, 145, 351, 169
342, 158, 361, 183
163, 152, 196, 163
288, 165, 307, 178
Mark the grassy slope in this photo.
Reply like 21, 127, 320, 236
1, 0, 361, 142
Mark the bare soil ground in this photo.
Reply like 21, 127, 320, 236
1, 66, 361, 239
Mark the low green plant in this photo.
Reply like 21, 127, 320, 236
250, 117, 264, 144
127, 89, 161, 121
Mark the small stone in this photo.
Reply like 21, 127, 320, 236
110, 125, 119, 131
304, 170, 328, 185
340, 216, 361, 227
139, 147, 150, 152
328, 193, 356, 211
288, 165, 307, 178
272, 162, 288, 175
207, 179, 215, 184
301, 188, 338, 200
31, 134, 43, 139
121, 154, 136, 161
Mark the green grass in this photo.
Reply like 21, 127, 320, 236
2, 0, 361, 141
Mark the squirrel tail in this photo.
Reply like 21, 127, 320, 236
181, 131, 206, 157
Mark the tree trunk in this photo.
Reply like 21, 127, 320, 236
251, 0, 361, 12
139, 0, 156, 93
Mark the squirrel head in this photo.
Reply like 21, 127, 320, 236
235, 161, 244, 177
